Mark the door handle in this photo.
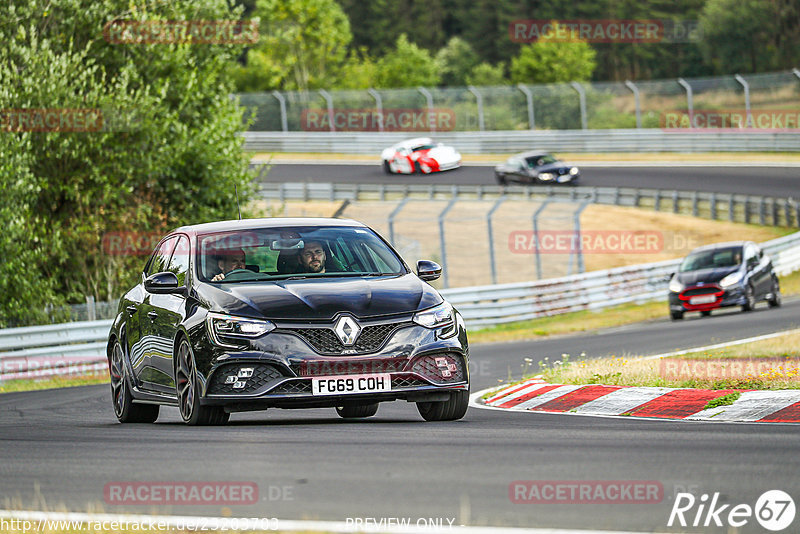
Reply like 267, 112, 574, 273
147, 311, 158, 320
126, 306, 137, 315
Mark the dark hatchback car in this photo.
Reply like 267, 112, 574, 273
107, 218, 469, 425
667, 241, 781, 320
494, 151, 580, 185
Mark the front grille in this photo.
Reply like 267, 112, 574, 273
296, 358, 407, 377
411, 353, 466, 384
392, 376, 429, 389
208, 363, 283, 395
681, 285, 721, 297
281, 321, 413, 355
272, 380, 312, 394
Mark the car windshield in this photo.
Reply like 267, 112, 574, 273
525, 154, 558, 167
411, 144, 436, 151
197, 225, 406, 282
679, 246, 743, 272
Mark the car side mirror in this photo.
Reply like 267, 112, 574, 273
663, 272, 675, 282
144, 271, 183, 294
417, 260, 442, 282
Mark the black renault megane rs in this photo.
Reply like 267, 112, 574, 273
107, 218, 469, 425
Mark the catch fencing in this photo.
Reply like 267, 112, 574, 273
2, 231, 799, 379
238, 69, 800, 134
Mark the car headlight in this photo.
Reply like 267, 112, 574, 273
720, 271, 743, 288
538, 172, 554, 180
207, 312, 276, 347
668, 278, 684, 293
569, 167, 579, 175
413, 302, 456, 337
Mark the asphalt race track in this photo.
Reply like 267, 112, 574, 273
2, 300, 799, 532
262, 163, 800, 198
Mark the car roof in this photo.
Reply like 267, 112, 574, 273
689, 241, 752, 253
394, 137, 433, 149
514, 150, 553, 159
171, 217, 365, 236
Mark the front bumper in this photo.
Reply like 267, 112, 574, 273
193, 318, 469, 411
668, 283, 746, 312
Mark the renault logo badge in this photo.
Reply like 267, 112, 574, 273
334, 316, 361, 346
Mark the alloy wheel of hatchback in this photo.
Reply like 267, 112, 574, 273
768, 281, 782, 308
176, 338, 229, 426
742, 284, 756, 312
110, 341, 159, 423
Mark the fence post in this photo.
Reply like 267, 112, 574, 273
654, 189, 661, 211
734, 74, 753, 127
367, 88, 384, 132
569, 201, 591, 275
418, 87, 435, 133
570, 82, 588, 130
677, 78, 694, 127
388, 197, 409, 247
728, 195, 735, 221
785, 199, 792, 227
709, 193, 717, 219
672, 190, 679, 213
318, 89, 335, 132
532, 200, 551, 280
759, 197, 766, 225
517, 84, 535, 129
745, 197, 751, 224
438, 197, 459, 288
271, 91, 288, 132
692, 191, 698, 217
487, 196, 506, 285
468, 85, 485, 131
624, 80, 642, 129
86, 296, 96, 322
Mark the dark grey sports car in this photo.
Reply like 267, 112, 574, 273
667, 241, 781, 320
107, 218, 469, 425
495, 151, 580, 185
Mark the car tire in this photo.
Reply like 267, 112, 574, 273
417, 390, 469, 421
670, 311, 684, 321
496, 174, 507, 185
741, 284, 756, 312
382, 160, 392, 174
768, 280, 782, 308
414, 161, 423, 174
335, 403, 379, 419
175, 338, 229, 426
109, 341, 159, 423
701, 310, 712, 317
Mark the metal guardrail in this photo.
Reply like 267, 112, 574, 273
243, 130, 800, 153
259, 182, 800, 228
2, 233, 799, 379
440, 231, 800, 328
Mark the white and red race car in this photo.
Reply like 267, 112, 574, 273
380, 137, 462, 174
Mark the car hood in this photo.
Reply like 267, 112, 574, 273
416, 145, 460, 163
535, 162, 572, 174
676, 266, 739, 286
198, 274, 443, 321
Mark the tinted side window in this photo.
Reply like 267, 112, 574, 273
146, 237, 177, 277
167, 235, 190, 285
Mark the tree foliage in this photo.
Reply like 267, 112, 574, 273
0, 0, 254, 326
375, 34, 441, 88
510, 24, 597, 84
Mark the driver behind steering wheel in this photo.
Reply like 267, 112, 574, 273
211, 247, 246, 281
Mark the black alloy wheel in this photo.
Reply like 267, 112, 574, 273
110, 341, 159, 423
176, 338, 229, 426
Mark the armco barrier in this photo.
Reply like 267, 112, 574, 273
1, 233, 799, 379
242, 130, 800, 154
258, 182, 800, 228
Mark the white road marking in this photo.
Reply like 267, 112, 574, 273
514, 385, 584, 410
686, 390, 800, 421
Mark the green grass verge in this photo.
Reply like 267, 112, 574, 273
0, 374, 106, 394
